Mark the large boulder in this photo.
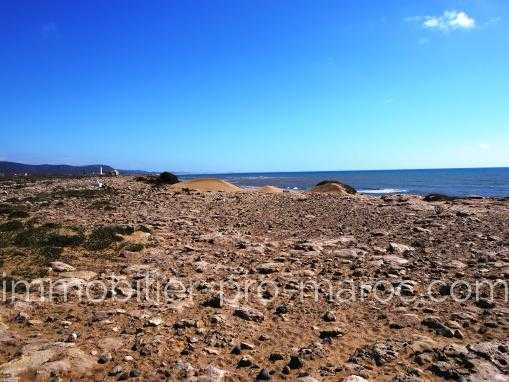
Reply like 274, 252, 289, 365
423, 194, 457, 202
158, 171, 179, 184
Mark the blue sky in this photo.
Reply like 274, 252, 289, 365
1, 1, 508, 173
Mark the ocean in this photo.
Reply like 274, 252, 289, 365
181, 167, 509, 197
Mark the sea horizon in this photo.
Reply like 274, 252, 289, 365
180, 167, 509, 197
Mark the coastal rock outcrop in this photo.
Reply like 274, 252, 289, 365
310, 180, 357, 194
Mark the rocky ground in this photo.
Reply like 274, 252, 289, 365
0, 176, 508, 381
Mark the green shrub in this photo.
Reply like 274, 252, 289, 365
13, 225, 84, 248
37, 246, 63, 262
85, 225, 134, 250
123, 243, 144, 252
0, 203, 29, 218
0, 220, 24, 232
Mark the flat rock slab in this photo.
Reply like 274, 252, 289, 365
0, 342, 95, 380
59, 271, 97, 281
49, 261, 76, 272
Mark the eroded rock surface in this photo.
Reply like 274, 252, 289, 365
0, 177, 508, 380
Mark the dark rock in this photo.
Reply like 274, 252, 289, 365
109, 365, 123, 376
129, 369, 141, 378
275, 304, 289, 315
269, 353, 285, 362
428, 361, 464, 380
322, 311, 337, 322
319, 328, 343, 339
475, 298, 495, 309
203, 294, 224, 309
158, 172, 179, 184
231, 345, 242, 355
98, 353, 112, 364
439, 284, 451, 296
422, 317, 455, 337
289, 356, 304, 369
256, 368, 272, 380
234, 307, 265, 322
237, 357, 253, 368
314, 180, 356, 194
423, 194, 457, 202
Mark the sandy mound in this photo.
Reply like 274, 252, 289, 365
310, 180, 357, 195
254, 185, 284, 194
170, 178, 241, 192
310, 183, 351, 195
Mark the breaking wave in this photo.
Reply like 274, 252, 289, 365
358, 188, 408, 194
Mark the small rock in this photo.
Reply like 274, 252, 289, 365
322, 311, 337, 322
256, 263, 280, 274
66, 332, 79, 343
256, 368, 271, 380
234, 307, 265, 322
147, 317, 163, 327
129, 368, 141, 377
50, 261, 76, 272
98, 353, 112, 364
289, 356, 304, 369
231, 345, 242, 355
476, 298, 495, 309
13, 312, 30, 324
388, 242, 415, 255
237, 357, 253, 368
240, 342, 255, 350
422, 316, 454, 337
109, 365, 123, 376
343, 376, 369, 382
203, 293, 224, 309
269, 353, 284, 362
275, 304, 289, 315
319, 328, 343, 339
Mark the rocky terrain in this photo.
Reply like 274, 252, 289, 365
0, 177, 507, 381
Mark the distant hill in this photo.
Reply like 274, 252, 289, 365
117, 169, 158, 176
0, 161, 115, 177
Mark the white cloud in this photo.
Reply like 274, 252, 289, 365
423, 10, 475, 31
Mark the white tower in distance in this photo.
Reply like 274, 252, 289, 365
99, 166, 103, 176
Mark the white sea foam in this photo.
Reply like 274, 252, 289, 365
358, 188, 407, 194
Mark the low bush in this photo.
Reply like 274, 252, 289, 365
85, 225, 134, 250
0, 220, 24, 232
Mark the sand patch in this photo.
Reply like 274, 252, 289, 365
253, 186, 284, 194
171, 179, 241, 193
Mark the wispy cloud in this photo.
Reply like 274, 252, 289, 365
408, 10, 476, 32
